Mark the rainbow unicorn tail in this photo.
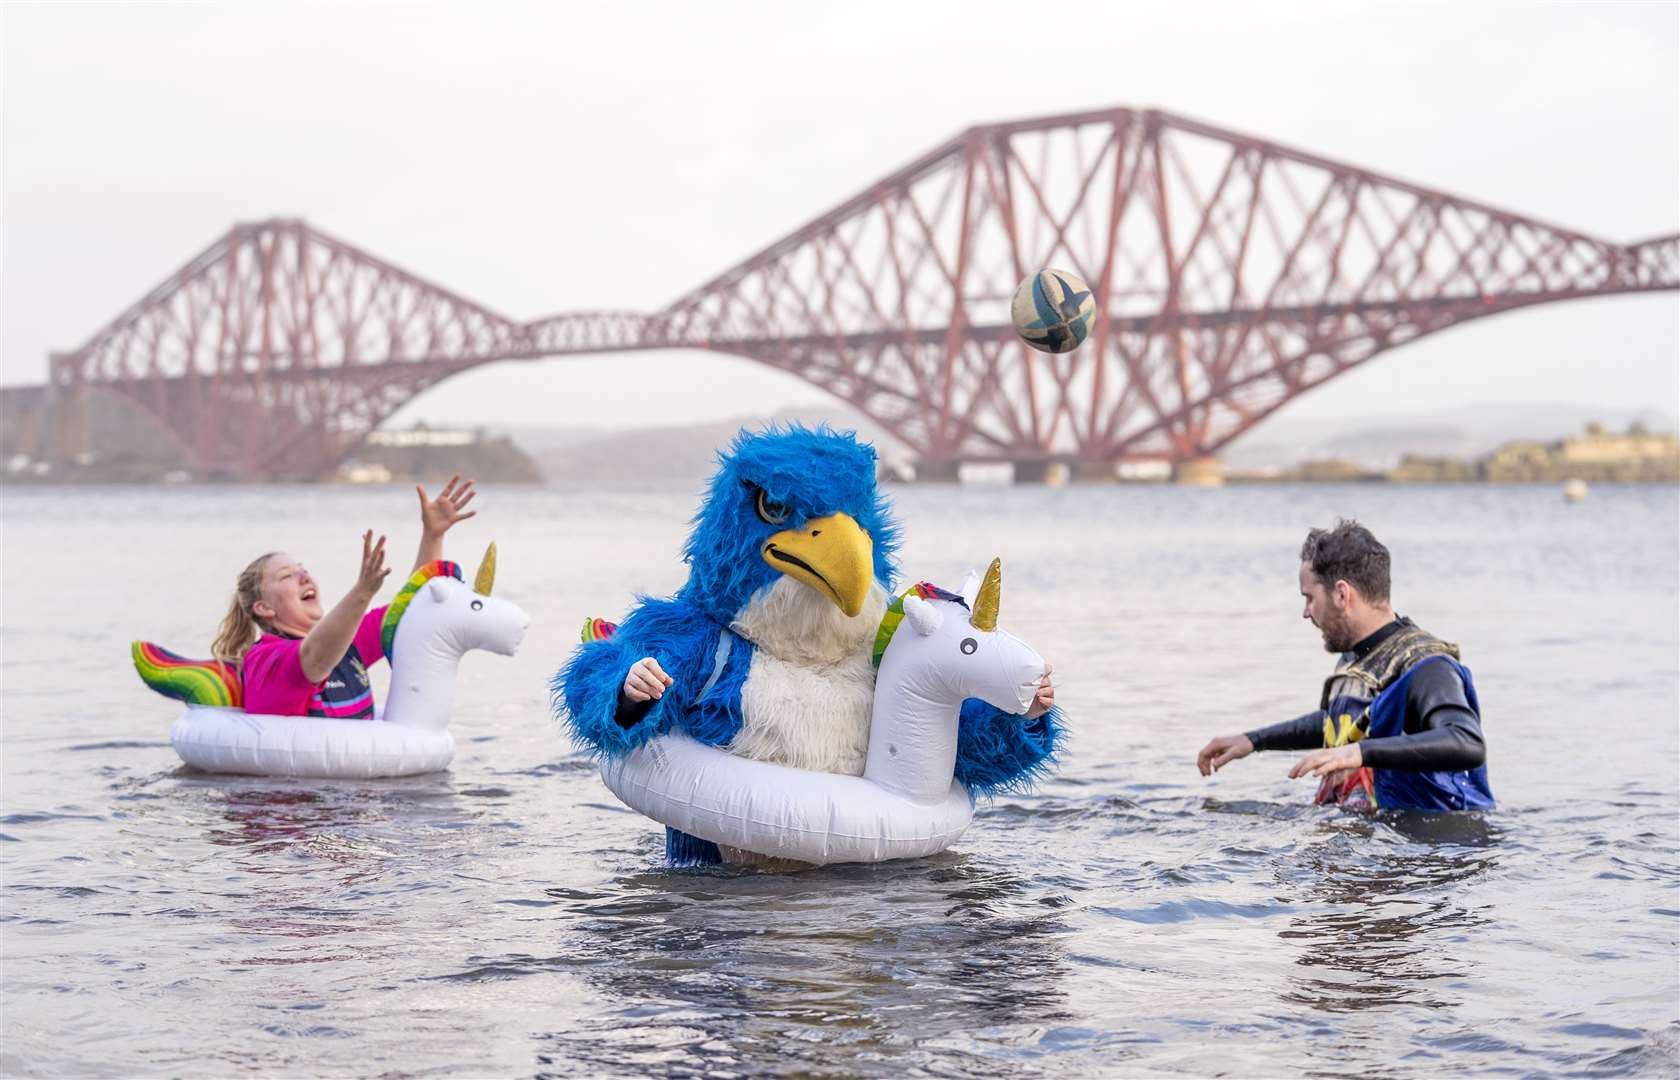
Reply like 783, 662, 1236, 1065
132, 641, 244, 708
580, 617, 618, 643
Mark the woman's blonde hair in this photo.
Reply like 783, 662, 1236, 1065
211, 552, 280, 663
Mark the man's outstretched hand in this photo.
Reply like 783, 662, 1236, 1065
1288, 743, 1362, 780
1197, 734, 1254, 776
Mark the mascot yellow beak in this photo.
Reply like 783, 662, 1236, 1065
762, 512, 873, 617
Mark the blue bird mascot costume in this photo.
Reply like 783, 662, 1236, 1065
554, 426, 1063, 866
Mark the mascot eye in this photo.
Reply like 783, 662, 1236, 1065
960, 637, 978, 655
755, 488, 791, 526
470, 599, 484, 611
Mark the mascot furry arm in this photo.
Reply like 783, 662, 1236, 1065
553, 426, 1062, 802
556, 594, 723, 756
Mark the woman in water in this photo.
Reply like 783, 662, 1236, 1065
209, 477, 478, 718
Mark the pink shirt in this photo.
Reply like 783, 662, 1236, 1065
243, 606, 389, 718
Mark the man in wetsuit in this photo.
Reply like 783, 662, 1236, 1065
1196, 520, 1493, 811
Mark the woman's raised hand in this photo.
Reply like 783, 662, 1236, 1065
299, 531, 391, 682
417, 475, 477, 538
354, 529, 391, 599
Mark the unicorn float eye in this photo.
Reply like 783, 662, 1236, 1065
960, 637, 978, 655
470, 599, 484, 611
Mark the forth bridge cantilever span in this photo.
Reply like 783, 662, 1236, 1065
45, 106, 1680, 480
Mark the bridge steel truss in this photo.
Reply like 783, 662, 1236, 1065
52, 107, 1679, 478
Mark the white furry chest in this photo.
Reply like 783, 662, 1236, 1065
728, 649, 876, 776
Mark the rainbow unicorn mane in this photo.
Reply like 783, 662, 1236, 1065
871, 582, 966, 668
132, 641, 243, 708
380, 560, 463, 658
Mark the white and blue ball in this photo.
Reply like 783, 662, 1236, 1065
1011, 268, 1097, 354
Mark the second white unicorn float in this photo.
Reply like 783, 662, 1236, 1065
598, 561, 1049, 865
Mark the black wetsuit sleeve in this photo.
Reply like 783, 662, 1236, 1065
1356, 660, 1485, 772
1245, 711, 1326, 753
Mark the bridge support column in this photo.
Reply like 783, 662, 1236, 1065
914, 459, 962, 483
51, 385, 90, 467
1012, 460, 1071, 486
11, 408, 41, 460
1071, 460, 1120, 483
1173, 456, 1225, 487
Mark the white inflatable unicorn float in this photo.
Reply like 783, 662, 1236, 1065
134, 544, 528, 778
600, 559, 1048, 864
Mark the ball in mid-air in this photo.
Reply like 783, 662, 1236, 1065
1011, 268, 1097, 354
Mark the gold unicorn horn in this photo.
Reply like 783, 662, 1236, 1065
970, 557, 1001, 631
473, 541, 497, 596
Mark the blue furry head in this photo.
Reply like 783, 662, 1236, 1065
678, 425, 900, 622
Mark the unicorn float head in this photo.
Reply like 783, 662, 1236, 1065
380, 543, 530, 731
865, 558, 1047, 804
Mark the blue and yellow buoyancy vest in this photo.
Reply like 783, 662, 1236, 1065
1318, 619, 1495, 812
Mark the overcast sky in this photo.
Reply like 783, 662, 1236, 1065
3, 1, 1676, 432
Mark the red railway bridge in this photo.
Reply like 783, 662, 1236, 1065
45, 106, 1680, 480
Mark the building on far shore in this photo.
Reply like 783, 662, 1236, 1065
1480, 422, 1679, 482
1388, 454, 1480, 483
335, 423, 542, 484
1229, 423, 1679, 485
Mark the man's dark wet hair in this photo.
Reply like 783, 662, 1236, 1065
1301, 519, 1390, 602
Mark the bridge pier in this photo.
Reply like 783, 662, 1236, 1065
11, 407, 41, 461
912, 459, 962, 483
1172, 456, 1225, 487
1071, 460, 1121, 483
1011, 460, 1071, 486
51, 385, 90, 467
